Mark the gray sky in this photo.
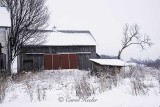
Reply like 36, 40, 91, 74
47, 0, 160, 60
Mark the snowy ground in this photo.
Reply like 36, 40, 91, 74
1, 67, 160, 107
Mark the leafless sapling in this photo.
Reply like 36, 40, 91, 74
118, 24, 152, 59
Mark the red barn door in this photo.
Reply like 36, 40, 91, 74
61, 54, 69, 69
44, 54, 78, 70
44, 54, 52, 70
52, 54, 61, 69
69, 54, 77, 69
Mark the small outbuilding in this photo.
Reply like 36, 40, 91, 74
18, 29, 97, 72
90, 59, 126, 76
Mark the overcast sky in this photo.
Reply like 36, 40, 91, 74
46, 0, 160, 60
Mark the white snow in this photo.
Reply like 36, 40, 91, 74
44, 31, 96, 46
96, 83, 160, 107
90, 59, 126, 66
0, 7, 11, 27
1, 68, 160, 107
125, 62, 138, 66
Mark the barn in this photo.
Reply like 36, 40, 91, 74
17, 29, 97, 72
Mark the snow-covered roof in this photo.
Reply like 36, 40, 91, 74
0, 7, 11, 27
90, 59, 126, 67
44, 30, 96, 46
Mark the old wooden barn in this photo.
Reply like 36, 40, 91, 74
17, 29, 98, 72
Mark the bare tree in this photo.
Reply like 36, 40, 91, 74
2, 0, 49, 73
118, 24, 152, 59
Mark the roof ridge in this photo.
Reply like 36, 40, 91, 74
57, 30, 96, 43
58, 30, 91, 33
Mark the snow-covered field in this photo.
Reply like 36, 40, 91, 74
1, 67, 160, 107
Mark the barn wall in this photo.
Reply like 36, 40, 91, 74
0, 28, 7, 55
18, 45, 96, 72
0, 27, 10, 72
0, 53, 6, 72
21, 45, 96, 54
18, 54, 43, 71
91, 62, 123, 76
77, 54, 93, 70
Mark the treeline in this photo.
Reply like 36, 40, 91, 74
100, 54, 160, 69
130, 57, 160, 69
100, 55, 118, 59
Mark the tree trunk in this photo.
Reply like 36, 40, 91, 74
117, 50, 122, 59
7, 30, 12, 75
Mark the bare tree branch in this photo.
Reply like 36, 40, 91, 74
2, 0, 49, 62
118, 24, 153, 59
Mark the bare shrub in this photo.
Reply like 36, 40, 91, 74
24, 81, 35, 102
95, 70, 122, 93
0, 75, 9, 103
126, 66, 146, 79
123, 66, 137, 78
125, 66, 150, 95
117, 68, 126, 79
130, 78, 150, 95
111, 75, 119, 87
36, 84, 47, 101
9, 94, 17, 102
75, 77, 94, 98
97, 73, 112, 93
147, 68, 160, 81
12, 72, 32, 83
118, 66, 134, 79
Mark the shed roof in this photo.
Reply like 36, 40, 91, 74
90, 59, 126, 67
44, 30, 96, 46
0, 7, 11, 27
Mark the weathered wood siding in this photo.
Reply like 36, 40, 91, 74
91, 62, 122, 76
18, 45, 96, 72
18, 54, 43, 71
0, 28, 9, 56
21, 46, 96, 54
0, 53, 6, 72
0, 28, 9, 72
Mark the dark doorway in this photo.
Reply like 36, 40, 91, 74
0, 53, 6, 71
23, 60, 33, 71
